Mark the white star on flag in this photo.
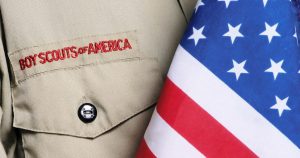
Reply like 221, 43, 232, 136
195, 0, 205, 13
227, 60, 248, 80
223, 23, 244, 44
188, 26, 206, 45
293, 27, 298, 45
260, 22, 281, 43
263, 0, 269, 7
270, 96, 291, 117
265, 59, 286, 80
218, 0, 238, 8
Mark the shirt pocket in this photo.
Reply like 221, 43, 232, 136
8, 30, 163, 138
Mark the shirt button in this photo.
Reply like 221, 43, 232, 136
78, 103, 97, 123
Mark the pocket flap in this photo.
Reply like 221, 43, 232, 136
10, 32, 163, 138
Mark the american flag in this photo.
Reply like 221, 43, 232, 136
136, 0, 300, 157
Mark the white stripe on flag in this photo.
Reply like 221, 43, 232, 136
168, 45, 300, 158
144, 109, 205, 158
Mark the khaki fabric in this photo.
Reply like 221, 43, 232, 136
0, 0, 191, 158
179, 0, 198, 20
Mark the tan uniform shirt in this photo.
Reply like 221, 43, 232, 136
0, 0, 197, 158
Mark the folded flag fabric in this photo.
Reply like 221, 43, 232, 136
136, 0, 300, 157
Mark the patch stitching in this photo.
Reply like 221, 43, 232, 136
9, 30, 140, 84
8, 30, 137, 56
14, 57, 147, 85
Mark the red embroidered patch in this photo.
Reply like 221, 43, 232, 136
19, 38, 132, 70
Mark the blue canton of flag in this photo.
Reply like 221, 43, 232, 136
182, 0, 300, 148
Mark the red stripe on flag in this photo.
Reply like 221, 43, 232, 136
136, 138, 156, 158
156, 78, 258, 158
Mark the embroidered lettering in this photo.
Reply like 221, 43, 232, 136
19, 38, 133, 70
